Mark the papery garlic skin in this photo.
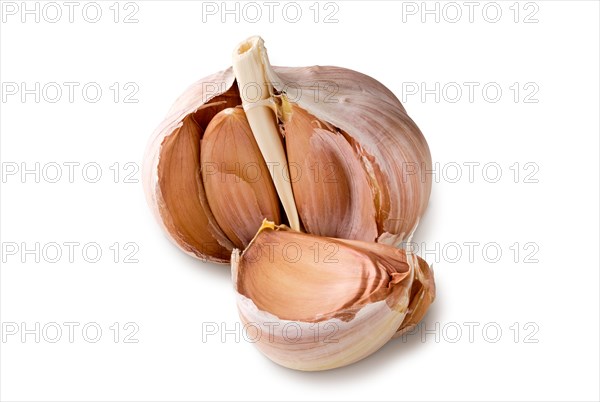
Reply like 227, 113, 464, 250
235, 295, 409, 371
232, 222, 418, 371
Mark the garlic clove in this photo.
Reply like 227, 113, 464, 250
395, 256, 436, 336
201, 108, 281, 249
156, 114, 234, 262
143, 68, 240, 262
284, 104, 378, 242
232, 221, 416, 371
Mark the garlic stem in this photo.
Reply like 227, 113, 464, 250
232, 36, 300, 231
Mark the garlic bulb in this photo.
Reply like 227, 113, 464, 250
143, 36, 431, 261
142, 36, 435, 370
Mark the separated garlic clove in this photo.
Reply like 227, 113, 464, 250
201, 108, 281, 249
232, 221, 419, 371
284, 104, 378, 242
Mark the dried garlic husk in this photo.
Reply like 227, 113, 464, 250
232, 221, 422, 371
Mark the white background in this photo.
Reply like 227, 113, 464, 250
1, 1, 599, 401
